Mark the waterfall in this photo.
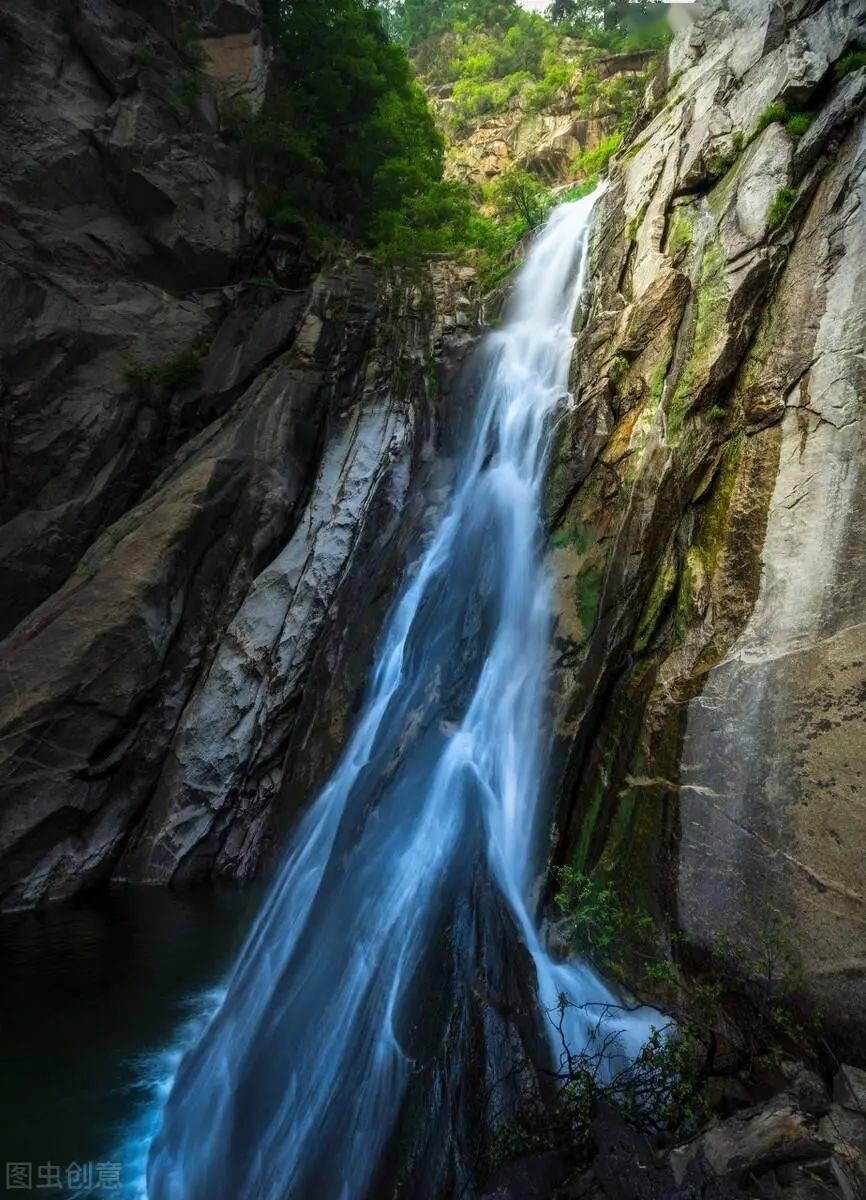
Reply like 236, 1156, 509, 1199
147, 191, 655, 1200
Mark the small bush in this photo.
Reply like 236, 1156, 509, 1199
785, 111, 813, 136
707, 405, 727, 424
767, 185, 797, 230
126, 352, 202, 394
486, 164, 550, 230
558, 177, 599, 203
835, 49, 866, 79
755, 102, 787, 133
179, 73, 202, 109
572, 132, 622, 180
177, 19, 206, 70
132, 45, 164, 72
526, 63, 573, 110
220, 94, 255, 137
609, 354, 628, 385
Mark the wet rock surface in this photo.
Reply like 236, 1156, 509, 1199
482, 1067, 866, 1200
0, 0, 479, 908
543, 0, 866, 1057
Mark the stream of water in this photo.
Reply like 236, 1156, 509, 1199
147, 191, 655, 1200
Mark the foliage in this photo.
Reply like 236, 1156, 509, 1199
179, 72, 202, 108
450, 69, 533, 126
385, 0, 520, 49
706, 133, 744, 178
553, 867, 817, 1080
835, 49, 866, 78
375, 177, 521, 267
559, 177, 600, 202
573, 131, 622, 179
126, 352, 203, 395
486, 881, 819, 1174
548, 0, 673, 52
133, 44, 165, 72
402, 0, 656, 135
755, 101, 787, 133
486, 164, 550, 228
246, 0, 443, 243
526, 62, 575, 110
785, 110, 813, 136
755, 101, 815, 140
767, 185, 797, 230
176, 19, 206, 69
596, 72, 645, 129
414, 7, 557, 85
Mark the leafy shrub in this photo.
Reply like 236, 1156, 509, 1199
179, 72, 202, 109
486, 164, 549, 228
767, 185, 797, 230
597, 72, 644, 130
450, 70, 531, 127
126, 352, 202, 394
526, 63, 574, 110
707, 404, 727, 424
132, 44, 165, 71
176, 19, 206, 69
250, 0, 444, 243
785, 111, 813, 136
573, 132, 622, 179
409, 3, 654, 134
558, 177, 599, 202
553, 866, 817, 1077
835, 49, 866, 78
707, 133, 745, 177
755, 102, 787, 133
548, 1, 672, 53
374, 176, 527, 290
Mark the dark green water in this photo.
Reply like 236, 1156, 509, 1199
0, 885, 261, 1198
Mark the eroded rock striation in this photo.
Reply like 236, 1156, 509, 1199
1, 0, 865, 1126
0, 0, 477, 909
546, 0, 866, 1058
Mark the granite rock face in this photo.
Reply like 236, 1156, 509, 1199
0, 0, 266, 634
1, 0, 864, 1091
428, 51, 655, 188
544, 0, 866, 1056
0, 0, 477, 909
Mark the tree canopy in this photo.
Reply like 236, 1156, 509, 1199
255, 0, 444, 240
381, 0, 520, 48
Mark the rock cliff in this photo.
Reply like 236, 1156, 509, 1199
1, 0, 864, 1110
546, 0, 866, 1059
428, 50, 654, 186
0, 0, 477, 909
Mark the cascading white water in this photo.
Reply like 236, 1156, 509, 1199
147, 190, 655, 1200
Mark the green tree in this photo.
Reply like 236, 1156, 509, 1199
487, 165, 550, 228
389, 0, 520, 49
255, 0, 444, 239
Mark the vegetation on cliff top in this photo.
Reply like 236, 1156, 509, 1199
239, 1, 667, 276
252, 0, 443, 242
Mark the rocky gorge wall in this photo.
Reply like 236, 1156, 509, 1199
1, 0, 864, 1080
0, 0, 477, 909
544, 0, 866, 1058
428, 48, 654, 187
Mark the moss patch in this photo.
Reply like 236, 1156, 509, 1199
667, 237, 727, 438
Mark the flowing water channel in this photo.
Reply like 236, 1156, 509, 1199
143, 191, 655, 1200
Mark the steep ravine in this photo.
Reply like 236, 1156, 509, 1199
0, 0, 478, 910
544, 0, 866, 1067
1, 0, 866, 1197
